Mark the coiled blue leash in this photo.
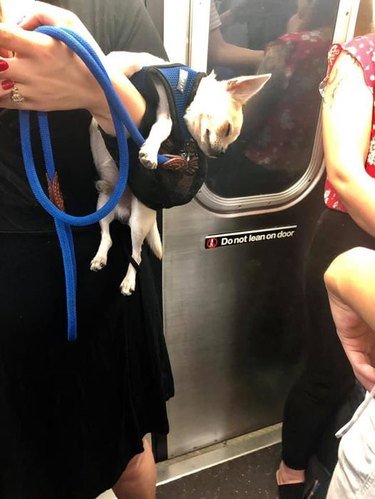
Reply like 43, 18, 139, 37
19, 26, 168, 341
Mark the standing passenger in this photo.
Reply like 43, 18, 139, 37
0, 1, 173, 498
277, 1, 375, 498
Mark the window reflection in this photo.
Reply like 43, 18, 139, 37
217, 0, 296, 51
206, 0, 339, 199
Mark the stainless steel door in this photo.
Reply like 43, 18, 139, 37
156, 0, 360, 459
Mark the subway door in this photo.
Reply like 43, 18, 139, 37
154, 0, 358, 459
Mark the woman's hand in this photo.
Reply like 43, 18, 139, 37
0, 1, 145, 133
328, 290, 375, 392
0, 1, 106, 113
325, 247, 375, 392
0, 24, 107, 112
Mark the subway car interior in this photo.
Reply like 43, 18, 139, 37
93, 0, 368, 498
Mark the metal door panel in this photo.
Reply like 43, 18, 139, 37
155, 0, 360, 459
163, 192, 324, 457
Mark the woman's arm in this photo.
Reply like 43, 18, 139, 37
324, 247, 375, 391
208, 26, 263, 72
0, 1, 145, 134
322, 52, 375, 236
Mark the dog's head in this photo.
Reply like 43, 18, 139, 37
184, 72, 271, 158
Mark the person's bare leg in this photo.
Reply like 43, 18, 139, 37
276, 460, 305, 485
112, 439, 156, 499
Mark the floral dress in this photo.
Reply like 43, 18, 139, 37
321, 35, 375, 212
244, 29, 332, 178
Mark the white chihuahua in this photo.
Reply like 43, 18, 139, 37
89, 52, 270, 295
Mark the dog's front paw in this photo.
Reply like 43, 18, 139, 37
120, 275, 136, 296
90, 255, 107, 272
139, 146, 158, 170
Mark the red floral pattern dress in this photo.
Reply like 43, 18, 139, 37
321, 35, 375, 212
244, 29, 332, 174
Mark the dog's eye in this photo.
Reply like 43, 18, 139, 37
225, 123, 231, 137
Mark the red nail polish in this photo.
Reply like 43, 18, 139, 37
1, 79, 14, 90
0, 60, 9, 72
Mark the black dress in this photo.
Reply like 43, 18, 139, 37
0, 1, 173, 498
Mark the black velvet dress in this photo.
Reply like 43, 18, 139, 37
0, 1, 173, 497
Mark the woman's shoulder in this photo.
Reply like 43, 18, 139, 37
328, 34, 375, 62
329, 34, 375, 89
342, 33, 375, 53
60, 0, 166, 56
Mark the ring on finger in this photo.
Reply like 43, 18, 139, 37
10, 87, 25, 104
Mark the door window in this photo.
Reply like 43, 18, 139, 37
200, 0, 340, 212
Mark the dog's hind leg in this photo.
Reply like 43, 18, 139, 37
146, 220, 162, 260
90, 193, 115, 271
120, 197, 158, 296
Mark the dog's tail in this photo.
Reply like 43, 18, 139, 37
146, 221, 163, 260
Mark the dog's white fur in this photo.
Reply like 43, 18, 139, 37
90, 52, 271, 295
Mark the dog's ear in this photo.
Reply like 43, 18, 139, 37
226, 73, 271, 105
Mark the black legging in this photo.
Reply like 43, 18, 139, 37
281, 208, 375, 470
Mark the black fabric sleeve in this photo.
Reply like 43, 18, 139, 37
110, 0, 167, 58
62, 0, 167, 57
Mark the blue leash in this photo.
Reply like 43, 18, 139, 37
19, 26, 168, 341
